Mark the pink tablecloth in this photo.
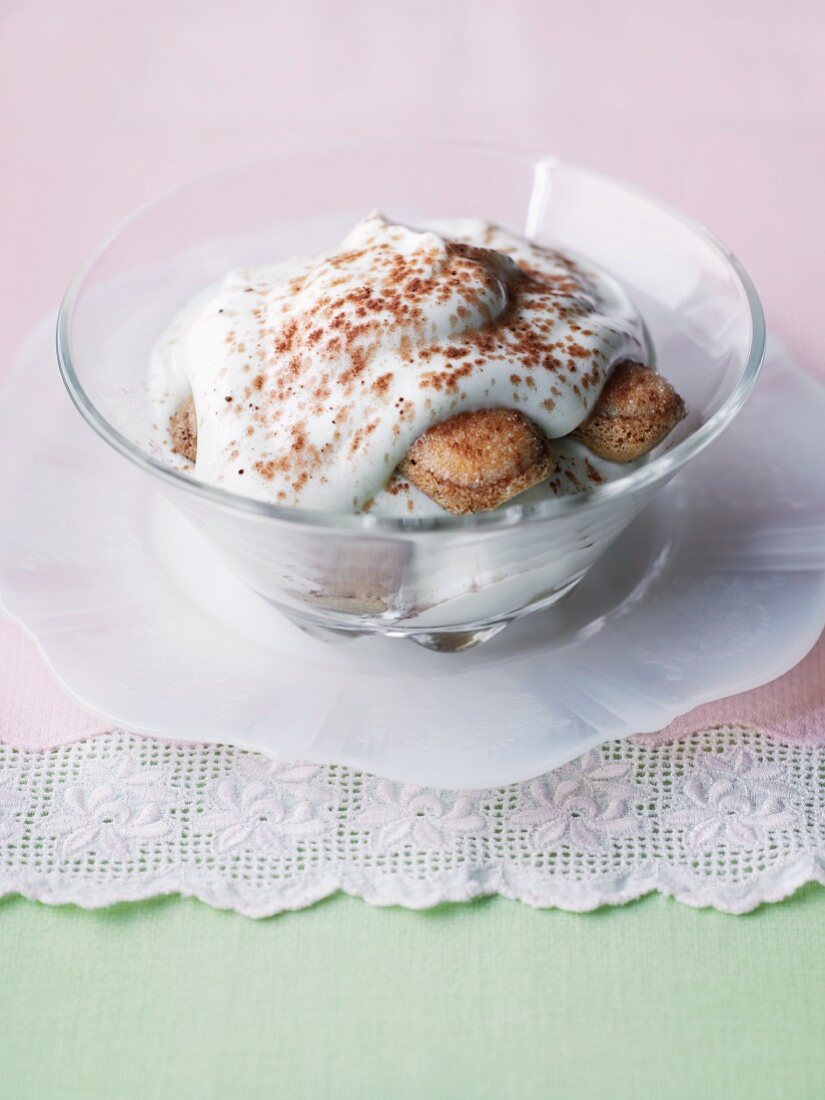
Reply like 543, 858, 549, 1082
1, 0, 823, 749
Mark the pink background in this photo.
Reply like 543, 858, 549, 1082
2, 0, 824, 747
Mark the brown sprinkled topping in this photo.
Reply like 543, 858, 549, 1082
584, 458, 604, 483
170, 215, 645, 509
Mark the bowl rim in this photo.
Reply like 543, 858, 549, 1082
56, 139, 766, 534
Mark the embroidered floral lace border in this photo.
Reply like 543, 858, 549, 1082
1, 726, 823, 917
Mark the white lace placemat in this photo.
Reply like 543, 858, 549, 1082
1, 727, 823, 916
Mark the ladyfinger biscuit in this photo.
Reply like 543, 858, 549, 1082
572, 361, 685, 463
399, 408, 556, 515
170, 395, 197, 462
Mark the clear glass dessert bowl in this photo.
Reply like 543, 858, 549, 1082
57, 142, 765, 651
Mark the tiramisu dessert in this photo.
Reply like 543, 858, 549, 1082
149, 214, 684, 517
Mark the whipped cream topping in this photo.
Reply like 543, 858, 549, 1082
149, 214, 646, 512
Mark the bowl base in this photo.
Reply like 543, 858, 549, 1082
280, 573, 587, 651
405, 623, 510, 652
286, 617, 509, 652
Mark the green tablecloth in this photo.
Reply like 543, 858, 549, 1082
2, 887, 824, 1099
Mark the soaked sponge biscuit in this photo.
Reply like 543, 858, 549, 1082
170, 395, 197, 463
572, 361, 685, 463
399, 408, 556, 515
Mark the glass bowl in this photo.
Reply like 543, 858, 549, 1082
57, 142, 765, 651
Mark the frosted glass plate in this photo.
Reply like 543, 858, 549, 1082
1, 320, 824, 787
